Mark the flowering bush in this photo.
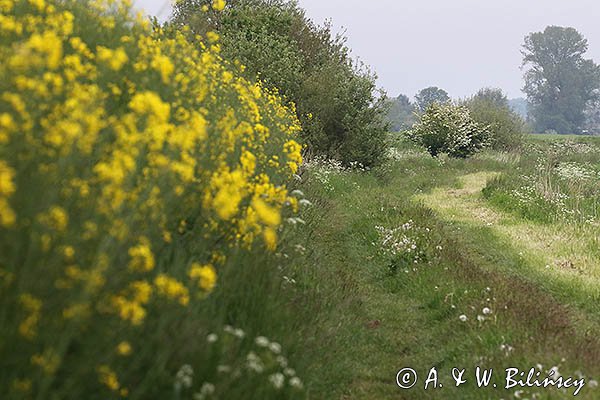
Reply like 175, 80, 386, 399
407, 103, 490, 158
0, 0, 303, 397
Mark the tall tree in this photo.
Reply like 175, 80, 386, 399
415, 86, 450, 112
522, 26, 600, 134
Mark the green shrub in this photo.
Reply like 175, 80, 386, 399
465, 88, 527, 151
407, 103, 490, 158
171, 0, 389, 167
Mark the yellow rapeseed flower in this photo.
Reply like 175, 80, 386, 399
116, 341, 132, 356
263, 227, 277, 251
25, 31, 63, 69
212, 0, 226, 11
18, 293, 42, 340
252, 198, 281, 227
129, 280, 153, 303
154, 274, 189, 306
111, 296, 146, 326
128, 238, 155, 273
188, 263, 217, 292
151, 54, 174, 83
129, 91, 170, 123
206, 31, 220, 43
96, 46, 128, 71
97, 365, 120, 391
31, 348, 60, 375
0, 160, 15, 196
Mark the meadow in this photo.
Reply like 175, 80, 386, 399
1, 0, 600, 399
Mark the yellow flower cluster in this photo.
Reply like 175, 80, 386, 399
154, 274, 190, 306
0, 160, 16, 226
18, 294, 42, 340
0, 0, 302, 395
189, 263, 218, 291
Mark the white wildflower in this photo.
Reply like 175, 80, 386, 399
289, 376, 304, 389
269, 373, 285, 389
206, 333, 218, 343
255, 336, 270, 347
276, 355, 288, 368
200, 383, 215, 395
269, 342, 282, 354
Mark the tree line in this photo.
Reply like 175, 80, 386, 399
388, 26, 600, 136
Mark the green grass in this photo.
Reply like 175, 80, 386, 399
286, 139, 600, 399
529, 133, 600, 141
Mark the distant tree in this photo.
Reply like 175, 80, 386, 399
473, 88, 509, 108
385, 94, 416, 131
415, 87, 450, 112
522, 26, 600, 134
508, 98, 529, 120
584, 100, 600, 135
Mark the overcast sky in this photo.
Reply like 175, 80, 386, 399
134, 0, 600, 100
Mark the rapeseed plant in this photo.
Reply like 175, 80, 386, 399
0, 0, 303, 397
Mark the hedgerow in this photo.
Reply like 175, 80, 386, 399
171, 0, 390, 167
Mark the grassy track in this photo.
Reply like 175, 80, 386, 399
301, 141, 600, 399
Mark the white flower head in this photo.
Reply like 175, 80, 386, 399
175, 364, 193, 389
269, 342, 282, 354
269, 373, 285, 389
234, 328, 245, 339
224, 325, 235, 334
289, 376, 303, 389
200, 383, 215, 396
255, 336, 270, 347
276, 355, 288, 368
246, 352, 264, 373
206, 333, 218, 343
459, 314, 468, 322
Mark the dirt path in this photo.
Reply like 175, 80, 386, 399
416, 171, 600, 303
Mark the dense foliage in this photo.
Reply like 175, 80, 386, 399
0, 0, 308, 397
414, 86, 450, 113
465, 88, 527, 151
522, 26, 600, 134
407, 103, 490, 158
171, 0, 389, 167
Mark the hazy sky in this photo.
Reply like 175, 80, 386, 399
134, 0, 600, 100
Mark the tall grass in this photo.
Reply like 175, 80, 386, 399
483, 138, 600, 225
